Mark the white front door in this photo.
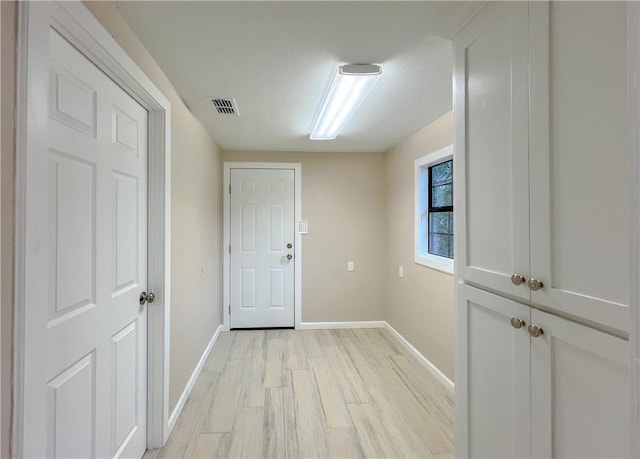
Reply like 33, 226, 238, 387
22, 29, 148, 458
230, 168, 295, 328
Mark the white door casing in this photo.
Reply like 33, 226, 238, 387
230, 168, 295, 328
16, 2, 172, 455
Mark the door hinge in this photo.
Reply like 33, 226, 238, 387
229, 304, 231, 315
229, 184, 231, 194
228, 244, 231, 254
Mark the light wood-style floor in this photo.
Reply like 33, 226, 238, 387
144, 328, 454, 459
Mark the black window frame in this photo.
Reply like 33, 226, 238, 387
427, 159, 453, 259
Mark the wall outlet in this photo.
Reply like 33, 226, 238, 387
399, 265, 404, 278
347, 261, 355, 272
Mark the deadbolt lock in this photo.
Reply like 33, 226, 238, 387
287, 243, 293, 249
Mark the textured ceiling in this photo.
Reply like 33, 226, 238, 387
117, 1, 464, 153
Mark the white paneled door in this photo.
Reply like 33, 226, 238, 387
23, 29, 148, 457
230, 169, 295, 328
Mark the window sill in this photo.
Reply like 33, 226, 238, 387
415, 254, 454, 275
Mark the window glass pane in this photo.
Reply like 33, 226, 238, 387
431, 183, 452, 208
447, 234, 454, 258
431, 160, 453, 186
429, 233, 450, 258
429, 211, 453, 235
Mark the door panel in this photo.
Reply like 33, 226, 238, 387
530, 309, 630, 458
230, 169, 295, 328
47, 352, 96, 459
456, 284, 531, 458
454, 2, 530, 299
529, 1, 630, 332
24, 27, 148, 458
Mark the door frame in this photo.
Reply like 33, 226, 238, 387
14, 1, 172, 454
223, 162, 302, 330
629, 2, 640, 456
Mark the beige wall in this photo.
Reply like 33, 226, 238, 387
384, 112, 455, 380
84, 2, 223, 412
222, 151, 387, 323
0, 2, 16, 457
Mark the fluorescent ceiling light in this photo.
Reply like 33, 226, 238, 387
310, 64, 382, 140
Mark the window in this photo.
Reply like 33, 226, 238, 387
415, 145, 454, 274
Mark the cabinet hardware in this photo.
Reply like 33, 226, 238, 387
510, 318, 526, 329
511, 274, 526, 286
527, 278, 544, 291
528, 325, 543, 337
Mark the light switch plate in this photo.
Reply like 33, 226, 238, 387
399, 265, 404, 278
298, 220, 308, 234
347, 261, 354, 272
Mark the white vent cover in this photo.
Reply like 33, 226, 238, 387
212, 98, 240, 116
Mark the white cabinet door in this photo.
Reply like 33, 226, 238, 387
454, 2, 531, 300
530, 308, 630, 458
456, 284, 531, 458
529, 2, 631, 332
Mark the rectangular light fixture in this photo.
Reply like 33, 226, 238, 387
310, 64, 382, 140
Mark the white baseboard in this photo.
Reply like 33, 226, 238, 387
167, 324, 223, 432
298, 320, 386, 330
384, 321, 455, 392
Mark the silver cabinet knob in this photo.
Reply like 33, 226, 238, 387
528, 325, 543, 337
510, 318, 526, 329
511, 274, 526, 286
527, 278, 543, 291
139, 291, 155, 305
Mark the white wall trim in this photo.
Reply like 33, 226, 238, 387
384, 322, 455, 392
223, 162, 302, 330
298, 321, 386, 330
167, 325, 223, 432
15, 2, 172, 454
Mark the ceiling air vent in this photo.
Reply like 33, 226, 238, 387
212, 98, 240, 116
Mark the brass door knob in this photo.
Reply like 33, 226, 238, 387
510, 318, 526, 329
139, 291, 155, 305
528, 325, 543, 337
511, 274, 526, 286
527, 278, 543, 291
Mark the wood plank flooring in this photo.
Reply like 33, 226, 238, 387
144, 328, 454, 459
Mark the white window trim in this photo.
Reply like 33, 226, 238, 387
414, 145, 454, 274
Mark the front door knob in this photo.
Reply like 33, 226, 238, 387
281, 254, 293, 261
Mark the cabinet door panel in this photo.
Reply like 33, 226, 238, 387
530, 309, 630, 458
529, 1, 630, 332
456, 284, 530, 458
454, 2, 530, 300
